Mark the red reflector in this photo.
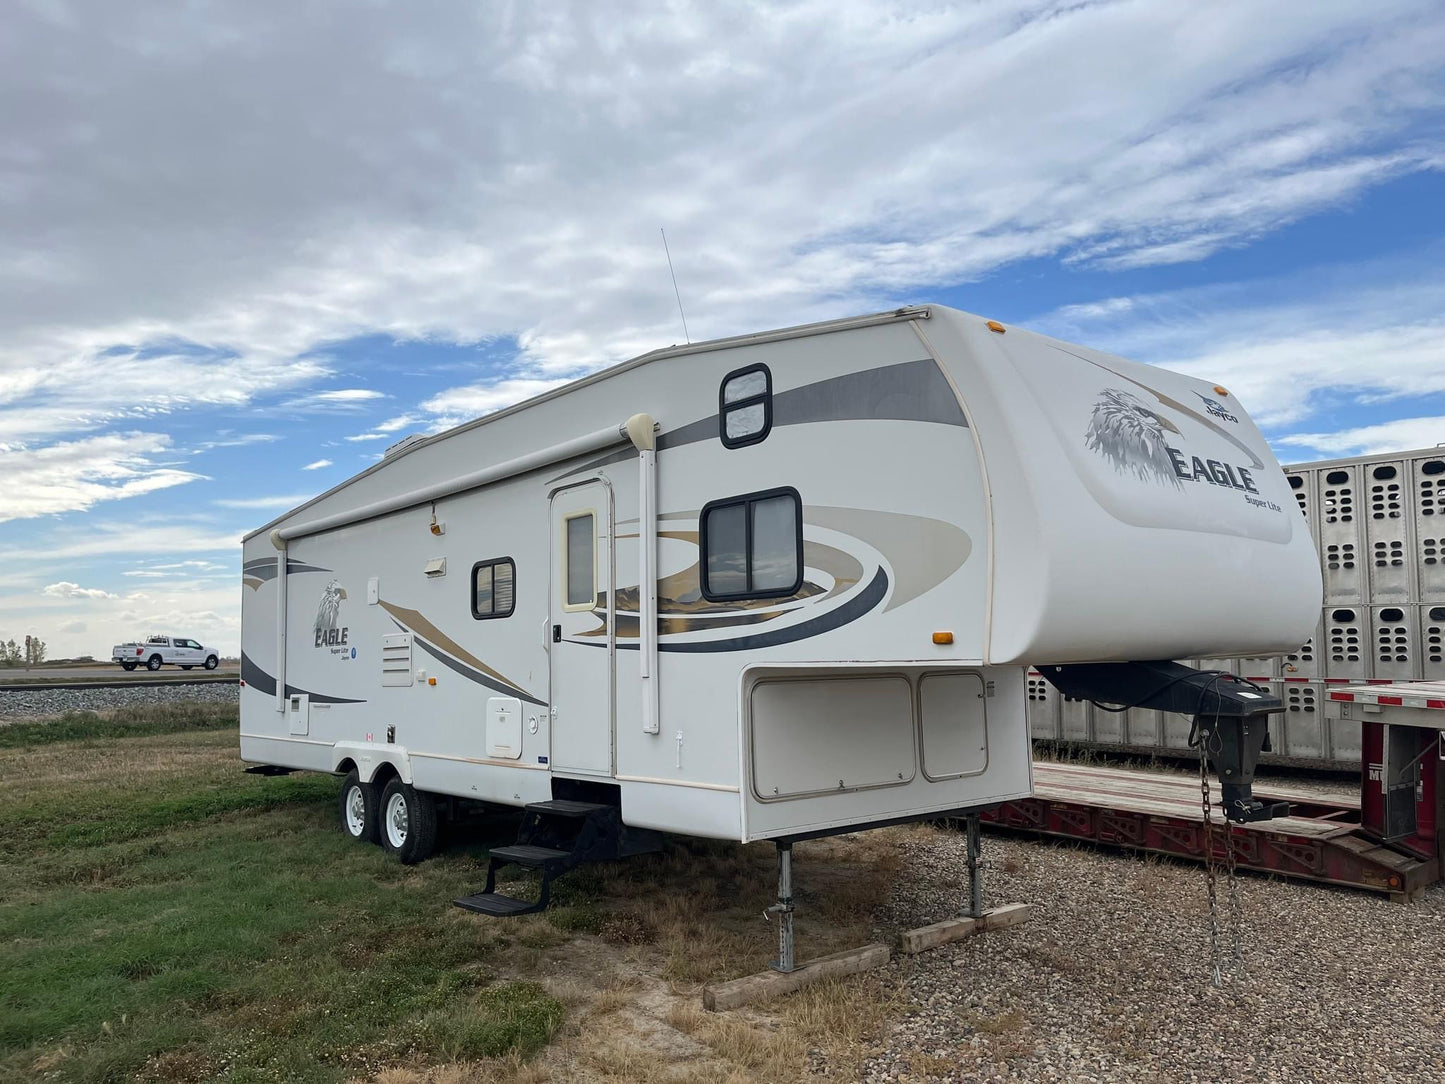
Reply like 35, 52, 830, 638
239, 679, 246, 687
136, 648, 143, 655
1377, 695, 1403, 706
1330, 693, 1355, 701
1427, 699, 1445, 710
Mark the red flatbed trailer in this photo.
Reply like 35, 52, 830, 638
983, 758, 1437, 899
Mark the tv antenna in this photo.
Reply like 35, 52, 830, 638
660, 227, 690, 344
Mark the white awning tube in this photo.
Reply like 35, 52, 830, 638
626, 414, 660, 735
276, 422, 635, 542
270, 528, 287, 712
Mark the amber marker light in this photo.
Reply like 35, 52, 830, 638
1213, 385, 1229, 396
932, 631, 954, 645
986, 320, 1006, 333
428, 677, 437, 685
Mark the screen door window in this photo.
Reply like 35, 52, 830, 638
564, 513, 595, 609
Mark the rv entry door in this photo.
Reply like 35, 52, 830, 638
549, 479, 615, 776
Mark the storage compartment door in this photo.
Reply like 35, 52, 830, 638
486, 697, 524, 760
750, 676, 914, 800
919, 672, 987, 780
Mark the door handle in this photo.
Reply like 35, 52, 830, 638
552, 624, 561, 643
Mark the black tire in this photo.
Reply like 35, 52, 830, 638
146, 655, 163, 671
121, 662, 137, 671
204, 655, 219, 671
378, 778, 437, 864
339, 769, 380, 844
181, 665, 193, 671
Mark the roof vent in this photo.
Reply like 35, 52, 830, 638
384, 434, 426, 458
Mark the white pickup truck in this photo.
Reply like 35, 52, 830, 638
112, 636, 221, 672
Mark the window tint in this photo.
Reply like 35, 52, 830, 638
719, 364, 771, 447
472, 558, 516, 619
701, 488, 801, 599
565, 514, 595, 608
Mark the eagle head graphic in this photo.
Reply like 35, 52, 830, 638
1085, 387, 1183, 488
315, 579, 348, 631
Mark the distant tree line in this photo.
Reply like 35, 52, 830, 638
0, 637, 46, 666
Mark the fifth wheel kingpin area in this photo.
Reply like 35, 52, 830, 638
237, 304, 1321, 924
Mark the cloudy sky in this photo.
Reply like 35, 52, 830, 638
2, 0, 1444, 658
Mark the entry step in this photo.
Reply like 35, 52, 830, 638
454, 891, 545, 917
489, 844, 571, 868
525, 799, 616, 817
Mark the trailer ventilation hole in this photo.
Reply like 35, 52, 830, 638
1288, 475, 1304, 489
1331, 608, 1357, 622
1370, 477, 1402, 519
1372, 465, 1398, 480
1428, 622, 1444, 664
1326, 470, 1350, 485
1425, 538, 1439, 564
1379, 608, 1405, 622
1324, 542, 1356, 570
1285, 686, 1317, 714
1322, 484, 1353, 523
1423, 460, 1445, 476
1286, 638, 1315, 663
1373, 540, 1405, 567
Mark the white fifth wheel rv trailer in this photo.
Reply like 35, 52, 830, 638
240, 304, 1320, 922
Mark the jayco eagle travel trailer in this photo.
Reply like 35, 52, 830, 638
240, 305, 1320, 918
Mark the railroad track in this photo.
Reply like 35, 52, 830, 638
0, 676, 240, 693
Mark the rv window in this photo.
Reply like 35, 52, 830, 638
719, 363, 772, 448
700, 487, 802, 600
471, 558, 516, 619
565, 513, 596, 609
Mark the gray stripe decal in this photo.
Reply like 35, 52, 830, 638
240, 651, 367, 704
409, 634, 548, 706
242, 560, 332, 583
553, 357, 965, 482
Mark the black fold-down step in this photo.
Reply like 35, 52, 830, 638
525, 799, 614, 817
454, 891, 546, 917
488, 844, 570, 868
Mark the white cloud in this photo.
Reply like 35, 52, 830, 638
346, 413, 420, 441
301, 459, 333, 471
1276, 417, 1445, 459
314, 389, 384, 402
58, 620, 87, 634
42, 581, 118, 600
0, 433, 204, 523
212, 494, 312, 510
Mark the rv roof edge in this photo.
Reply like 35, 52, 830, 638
275, 420, 636, 543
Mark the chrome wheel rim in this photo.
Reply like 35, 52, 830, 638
385, 792, 409, 848
345, 785, 366, 837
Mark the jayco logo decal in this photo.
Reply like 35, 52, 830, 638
314, 579, 351, 653
1194, 391, 1239, 424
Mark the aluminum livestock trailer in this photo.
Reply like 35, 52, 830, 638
1027, 445, 1445, 771
239, 305, 1319, 920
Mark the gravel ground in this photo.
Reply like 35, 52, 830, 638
855, 825, 1445, 1084
0, 680, 239, 721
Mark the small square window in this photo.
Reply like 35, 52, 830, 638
471, 558, 516, 619
700, 487, 802, 600
719, 363, 771, 448
564, 513, 596, 609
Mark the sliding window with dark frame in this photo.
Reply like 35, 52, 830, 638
719, 362, 772, 448
471, 558, 516, 619
699, 487, 802, 601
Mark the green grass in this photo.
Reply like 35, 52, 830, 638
0, 726, 564, 1083
0, 703, 239, 749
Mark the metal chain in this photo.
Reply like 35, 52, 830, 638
1197, 729, 1223, 988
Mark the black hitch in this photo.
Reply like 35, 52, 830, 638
1040, 660, 1288, 824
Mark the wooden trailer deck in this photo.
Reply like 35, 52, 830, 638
982, 760, 1436, 899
